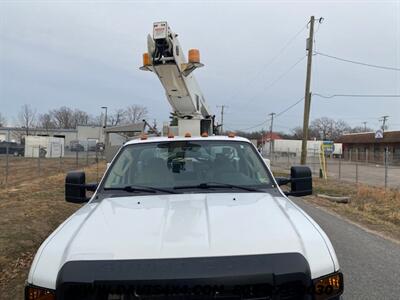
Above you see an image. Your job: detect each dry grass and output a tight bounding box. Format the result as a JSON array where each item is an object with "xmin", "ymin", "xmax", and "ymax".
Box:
[
  {"xmin": 0, "ymin": 161, "xmax": 106, "ymax": 300},
  {"xmin": 308, "ymin": 177, "xmax": 400, "ymax": 241},
  {"xmin": 0, "ymin": 156, "xmax": 99, "ymax": 187},
  {"xmin": 272, "ymin": 170, "xmax": 400, "ymax": 240}
]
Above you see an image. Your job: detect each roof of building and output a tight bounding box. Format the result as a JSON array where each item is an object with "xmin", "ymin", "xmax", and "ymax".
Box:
[
  {"xmin": 336, "ymin": 130, "xmax": 400, "ymax": 144},
  {"xmin": 103, "ymin": 122, "xmax": 146, "ymax": 133},
  {"xmin": 261, "ymin": 132, "xmax": 282, "ymax": 141},
  {"xmin": 0, "ymin": 127, "xmax": 77, "ymax": 133}
]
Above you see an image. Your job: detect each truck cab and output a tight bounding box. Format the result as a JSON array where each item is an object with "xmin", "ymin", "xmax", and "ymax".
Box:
[{"xmin": 26, "ymin": 135, "xmax": 343, "ymax": 300}]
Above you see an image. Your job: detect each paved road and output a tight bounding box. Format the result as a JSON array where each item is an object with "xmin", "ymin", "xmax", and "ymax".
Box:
[{"xmin": 291, "ymin": 198, "xmax": 400, "ymax": 299}]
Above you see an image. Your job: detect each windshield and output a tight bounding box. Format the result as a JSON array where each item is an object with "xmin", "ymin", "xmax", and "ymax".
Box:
[{"xmin": 103, "ymin": 140, "xmax": 272, "ymax": 192}]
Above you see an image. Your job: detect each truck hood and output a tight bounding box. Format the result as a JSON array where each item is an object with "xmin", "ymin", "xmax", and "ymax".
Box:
[{"xmin": 29, "ymin": 192, "xmax": 337, "ymax": 289}]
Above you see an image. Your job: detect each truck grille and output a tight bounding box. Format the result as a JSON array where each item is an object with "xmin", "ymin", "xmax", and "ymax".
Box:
[
  {"xmin": 56, "ymin": 254, "xmax": 312, "ymax": 300},
  {"xmin": 61, "ymin": 281, "xmax": 307, "ymax": 300}
]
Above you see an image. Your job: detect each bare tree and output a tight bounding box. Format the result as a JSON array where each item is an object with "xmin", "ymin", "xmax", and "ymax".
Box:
[
  {"xmin": 37, "ymin": 113, "xmax": 56, "ymax": 130},
  {"xmin": 108, "ymin": 109, "xmax": 126, "ymax": 126},
  {"xmin": 72, "ymin": 109, "xmax": 90, "ymax": 127},
  {"xmin": 309, "ymin": 117, "xmax": 350, "ymax": 140},
  {"xmin": 290, "ymin": 126, "xmax": 318, "ymax": 140},
  {"xmin": 351, "ymin": 126, "xmax": 373, "ymax": 133},
  {"xmin": 125, "ymin": 105, "xmax": 148, "ymax": 124},
  {"xmin": 51, "ymin": 107, "xmax": 74, "ymax": 128},
  {"xmin": 0, "ymin": 113, "xmax": 6, "ymax": 127},
  {"xmin": 18, "ymin": 104, "xmax": 36, "ymax": 135}
]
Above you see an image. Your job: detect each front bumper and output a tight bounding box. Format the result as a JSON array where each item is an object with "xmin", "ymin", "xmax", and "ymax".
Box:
[
  {"xmin": 27, "ymin": 253, "xmax": 343, "ymax": 299},
  {"xmin": 56, "ymin": 253, "xmax": 312, "ymax": 299}
]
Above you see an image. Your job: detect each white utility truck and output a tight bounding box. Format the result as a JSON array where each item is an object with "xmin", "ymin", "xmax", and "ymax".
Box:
[{"xmin": 25, "ymin": 22, "xmax": 343, "ymax": 300}]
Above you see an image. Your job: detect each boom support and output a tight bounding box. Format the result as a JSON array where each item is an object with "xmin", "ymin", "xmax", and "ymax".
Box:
[{"xmin": 140, "ymin": 22, "xmax": 214, "ymax": 136}]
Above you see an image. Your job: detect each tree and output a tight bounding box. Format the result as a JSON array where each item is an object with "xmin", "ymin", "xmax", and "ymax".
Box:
[
  {"xmin": 309, "ymin": 117, "xmax": 350, "ymax": 140},
  {"xmin": 0, "ymin": 113, "xmax": 6, "ymax": 127},
  {"xmin": 72, "ymin": 109, "xmax": 90, "ymax": 127},
  {"xmin": 125, "ymin": 105, "xmax": 148, "ymax": 123},
  {"xmin": 18, "ymin": 104, "xmax": 36, "ymax": 135},
  {"xmin": 108, "ymin": 109, "xmax": 126, "ymax": 126},
  {"xmin": 351, "ymin": 126, "xmax": 373, "ymax": 133},
  {"xmin": 37, "ymin": 113, "xmax": 55, "ymax": 130},
  {"xmin": 51, "ymin": 107, "xmax": 74, "ymax": 128}
]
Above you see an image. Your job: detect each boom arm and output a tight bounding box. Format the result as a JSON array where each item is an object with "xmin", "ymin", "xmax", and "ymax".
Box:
[{"xmin": 140, "ymin": 22, "xmax": 214, "ymax": 135}]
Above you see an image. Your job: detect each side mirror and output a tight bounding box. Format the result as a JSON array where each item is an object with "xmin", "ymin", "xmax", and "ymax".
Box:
[
  {"xmin": 65, "ymin": 171, "xmax": 98, "ymax": 203},
  {"xmin": 290, "ymin": 166, "xmax": 312, "ymax": 196},
  {"xmin": 275, "ymin": 166, "xmax": 312, "ymax": 197}
]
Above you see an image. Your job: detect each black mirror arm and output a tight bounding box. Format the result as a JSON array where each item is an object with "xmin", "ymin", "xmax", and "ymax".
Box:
[
  {"xmin": 275, "ymin": 177, "xmax": 291, "ymax": 186},
  {"xmin": 85, "ymin": 183, "xmax": 98, "ymax": 192}
]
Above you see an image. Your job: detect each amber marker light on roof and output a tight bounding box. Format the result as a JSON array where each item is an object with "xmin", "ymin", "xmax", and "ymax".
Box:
[
  {"xmin": 142, "ymin": 52, "xmax": 151, "ymax": 66},
  {"xmin": 168, "ymin": 132, "xmax": 174, "ymax": 138},
  {"xmin": 140, "ymin": 134, "xmax": 148, "ymax": 140},
  {"xmin": 188, "ymin": 49, "xmax": 200, "ymax": 63},
  {"xmin": 201, "ymin": 132, "xmax": 208, "ymax": 137},
  {"xmin": 185, "ymin": 132, "xmax": 192, "ymax": 138},
  {"xmin": 228, "ymin": 132, "xmax": 235, "ymax": 138}
]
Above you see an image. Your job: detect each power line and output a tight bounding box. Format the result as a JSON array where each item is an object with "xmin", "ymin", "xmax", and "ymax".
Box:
[
  {"xmin": 313, "ymin": 93, "xmax": 400, "ymax": 99},
  {"xmin": 231, "ymin": 96, "xmax": 304, "ymax": 132},
  {"xmin": 276, "ymin": 96, "xmax": 304, "ymax": 117},
  {"xmin": 228, "ymin": 22, "xmax": 308, "ymax": 101},
  {"xmin": 314, "ymin": 51, "xmax": 400, "ymax": 71},
  {"xmin": 234, "ymin": 119, "xmax": 270, "ymax": 132},
  {"xmin": 245, "ymin": 55, "xmax": 307, "ymax": 104}
]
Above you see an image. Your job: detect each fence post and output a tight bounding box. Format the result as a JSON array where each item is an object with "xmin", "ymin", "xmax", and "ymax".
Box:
[
  {"xmin": 37, "ymin": 151, "xmax": 41, "ymax": 177},
  {"xmin": 86, "ymin": 148, "xmax": 89, "ymax": 166},
  {"xmin": 75, "ymin": 151, "xmax": 78, "ymax": 167},
  {"xmin": 5, "ymin": 143, "xmax": 9, "ymax": 187},
  {"xmin": 59, "ymin": 155, "xmax": 62, "ymax": 173},
  {"xmin": 338, "ymin": 156, "xmax": 341, "ymax": 180},
  {"xmin": 287, "ymin": 148, "xmax": 290, "ymax": 168},
  {"xmin": 355, "ymin": 163, "xmax": 358, "ymax": 184},
  {"xmin": 384, "ymin": 147, "xmax": 388, "ymax": 189},
  {"xmin": 313, "ymin": 148, "xmax": 316, "ymax": 175},
  {"xmin": 96, "ymin": 150, "xmax": 99, "ymax": 181}
]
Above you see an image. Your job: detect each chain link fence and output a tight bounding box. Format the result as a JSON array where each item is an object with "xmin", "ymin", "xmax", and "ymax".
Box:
[
  {"xmin": 268, "ymin": 148, "xmax": 400, "ymax": 190},
  {"xmin": 0, "ymin": 146, "xmax": 105, "ymax": 189}
]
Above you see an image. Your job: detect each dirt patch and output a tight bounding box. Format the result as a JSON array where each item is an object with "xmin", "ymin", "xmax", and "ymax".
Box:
[{"xmin": 0, "ymin": 161, "xmax": 106, "ymax": 299}]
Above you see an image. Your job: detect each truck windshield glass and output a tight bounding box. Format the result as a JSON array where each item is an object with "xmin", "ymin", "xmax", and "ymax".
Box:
[{"xmin": 103, "ymin": 140, "xmax": 272, "ymax": 191}]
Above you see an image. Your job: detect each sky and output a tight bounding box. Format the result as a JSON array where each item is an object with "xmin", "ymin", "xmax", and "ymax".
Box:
[{"xmin": 0, "ymin": 0, "xmax": 399, "ymax": 133}]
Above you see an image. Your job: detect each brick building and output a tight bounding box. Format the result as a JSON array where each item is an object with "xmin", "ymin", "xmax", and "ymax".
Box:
[{"xmin": 336, "ymin": 131, "xmax": 400, "ymax": 164}]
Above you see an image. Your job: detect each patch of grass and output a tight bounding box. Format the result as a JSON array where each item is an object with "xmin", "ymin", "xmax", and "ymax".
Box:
[
  {"xmin": 308, "ymin": 178, "xmax": 400, "ymax": 240},
  {"xmin": 272, "ymin": 169, "xmax": 400, "ymax": 240},
  {"xmin": 0, "ymin": 161, "xmax": 106, "ymax": 299}
]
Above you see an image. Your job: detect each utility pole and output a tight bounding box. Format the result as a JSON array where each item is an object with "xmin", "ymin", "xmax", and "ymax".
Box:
[
  {"xmin": 269, "ymin": 113, "xmax": 276, "ymax": 157},
  {"xmin": 101, "ymin": 106, "xmax": 108, "ymax": 128},
  {"xmin": 380, "ymin": 115, "xmax": 389, "ymax": 132},
  {"xmin": 300, "ymin": 16, "xmax": 316, "ymax": 165},
  {"xmin": 217, "ymin": 105, "xmax": 227, "ymax": 133},
  {"xmin": 362, "ymin": 121, "xmax": 367, "ymax": 132}
]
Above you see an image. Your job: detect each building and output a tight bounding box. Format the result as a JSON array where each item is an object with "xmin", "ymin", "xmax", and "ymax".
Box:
[
  {"xmin": 336, "ymin": 131, "xmax": 400, "ymax": 163},
  {"xmin": 0, "ymin": 125, "xmax": 104, "ymax": 148}
]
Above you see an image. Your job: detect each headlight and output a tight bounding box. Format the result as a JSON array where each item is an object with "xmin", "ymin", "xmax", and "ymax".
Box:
[
  {"xmin": 313, "ymin": 271, "xmax": 343, "ymax": 299},
  {"xmin": 25, "ymin": 285, "xmax": 55, "ymax": 300}
]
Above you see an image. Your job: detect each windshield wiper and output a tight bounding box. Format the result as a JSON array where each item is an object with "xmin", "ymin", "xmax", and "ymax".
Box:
[
  {"xmin": 104, "ymin": 185, "xmax": 179, "ymax": 194},
  {"xmin": 173, "ymin": 182, "xmax": 263, "ymax": 192}
]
